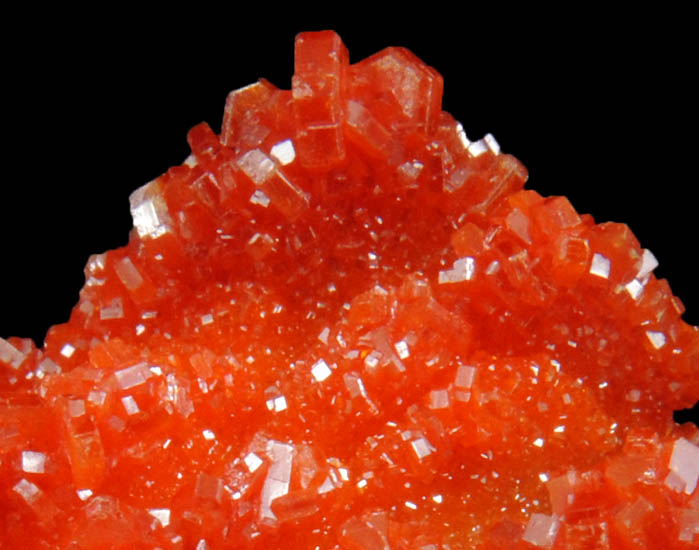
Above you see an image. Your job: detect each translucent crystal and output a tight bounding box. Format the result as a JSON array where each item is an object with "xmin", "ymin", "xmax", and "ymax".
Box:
[
  {"xmin": 129, "ymin": 179, "xmax": 173, "ymax": 239},
  {"xmin": 2, "ymin": 29, "xmax": 697, "ymax": 550},
  {"xmin": 21, "ymin": 451, "xmax": 46, "ymax": 474},
  {"xmin": 666, "ymin": 437, "xmax": 699, "ymax": 494},
  {"xmin": 522, "ymin": 513, "xmax": 560, "ymax": 548}
]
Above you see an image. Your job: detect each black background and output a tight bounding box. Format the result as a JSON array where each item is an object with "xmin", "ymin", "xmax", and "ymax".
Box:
[{"xmin": 1, "ymin": 16, "xmax": 696, "ymax": 422}]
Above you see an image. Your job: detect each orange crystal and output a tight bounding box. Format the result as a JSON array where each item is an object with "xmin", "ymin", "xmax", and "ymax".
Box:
[{"xmin": 1, "ymin": 31, "xmax": 698, "ymax": 549}]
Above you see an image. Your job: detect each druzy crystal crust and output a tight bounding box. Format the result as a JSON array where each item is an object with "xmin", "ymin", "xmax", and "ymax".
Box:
[{"xmin": 1, "ymin": 31, "xmax": 698, "ymax": 549}]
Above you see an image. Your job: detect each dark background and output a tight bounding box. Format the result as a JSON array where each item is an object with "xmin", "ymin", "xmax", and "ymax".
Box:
[{"xmin": 1, "ymin": 18, "xmax": 696, "ymax": 422}]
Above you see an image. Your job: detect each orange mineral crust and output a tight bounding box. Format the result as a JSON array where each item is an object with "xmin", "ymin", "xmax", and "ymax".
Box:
[{"xmin": 1, "ymin": 31, "xmax": 698, "ymax": 549}]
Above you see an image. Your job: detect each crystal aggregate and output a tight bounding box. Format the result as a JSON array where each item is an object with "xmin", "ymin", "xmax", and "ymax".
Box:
[{"xmin": 1, "ymin": 30, "xmax": 698, "ymax": 549}]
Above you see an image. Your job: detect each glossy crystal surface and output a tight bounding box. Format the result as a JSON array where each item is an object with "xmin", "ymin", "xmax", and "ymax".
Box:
[{"xmin": 1, "ymin": 31, "xmax": 698, "ymax": 549}]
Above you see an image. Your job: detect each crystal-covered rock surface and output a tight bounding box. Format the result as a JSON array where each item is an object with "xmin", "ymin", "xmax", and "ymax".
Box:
[{"xmin": 1, "ymin": 31, "xmax": 698, "ymax": 549}]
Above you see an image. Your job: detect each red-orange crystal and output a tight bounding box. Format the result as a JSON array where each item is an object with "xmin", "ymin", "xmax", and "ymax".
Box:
[{"xmin": 2, "ymin": 31, "xmax": 698, "ymax": 549}]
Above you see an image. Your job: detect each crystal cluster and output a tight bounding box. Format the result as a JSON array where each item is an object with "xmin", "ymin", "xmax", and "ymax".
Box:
[{"xmin": 2, "ymin": 31, "xmax": 698, "ymax": 549}]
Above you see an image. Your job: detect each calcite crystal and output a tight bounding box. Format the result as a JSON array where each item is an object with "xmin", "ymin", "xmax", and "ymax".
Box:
[{"xmin": 1, "ymin": 30, "xmax": 698, "ymax": 549}]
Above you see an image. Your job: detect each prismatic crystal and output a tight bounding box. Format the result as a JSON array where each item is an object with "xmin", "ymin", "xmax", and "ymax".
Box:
[{"xmin": 1, "ymin": 31, "xmax": 698, "ymax": 549}]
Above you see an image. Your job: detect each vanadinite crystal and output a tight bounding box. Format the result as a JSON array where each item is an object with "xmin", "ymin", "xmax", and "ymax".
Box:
[{"xmin": 1, "ymin": 30, "xmax": 698, "ymax": 549}]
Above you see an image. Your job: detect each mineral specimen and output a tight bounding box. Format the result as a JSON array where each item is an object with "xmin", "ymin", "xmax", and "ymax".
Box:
[{"xmin": 1, "ymin": 30, "xmax": 698, "ymax": 549}]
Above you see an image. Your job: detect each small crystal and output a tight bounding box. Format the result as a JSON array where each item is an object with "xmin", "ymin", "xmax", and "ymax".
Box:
[
  {"xmin": 589, "ymin": 253, "xmax": 611, "ymax": 279},
  {"xmin": 0, "ymin": 337, "xmax": 27, "ymax": 368},
  {"xmin": 148, "ymin": 508, "xmax": 171, "ymax": 527},
  {"xmin": 244, "ymin": 452, "xmax": 264, "ymax": 473},
  {"xmin": 129, "ymin": 180, "xmax": 173, "ymax": 239},
  {"xmin": 59, "ymin": 343, "xmax": 75, "ymax": 358},
  {"xmin": 311, "ymin": 359, "xmax": 332, "ymax": 382},
  {"xmin": 646, "ymin": 330, "xmax": 666, "ymax": 350},
  {"xmin": 410, "ymin": 436, "xmax": 435, "ymax": 460},
  {"xmin": 13, "ymin": 478, "xmax": 40, "ymax": 502},
  {"xmin": 522, "ymin": 513, "xmax": 560, "ymax": 548},
  {"xmin": 22, "ymin": 451, "xmax": 46, "ymax": 474},
  {"xmin": 666, "ymin": 438, "xmax": 699, "ymax": 494},
  {"xmin": 270, "ymin": 139, "xmax": 296, "ymax": 165},
  {"xmin": 121, "ymin": 395, "xmax": 140, "ymax": 415},
  {"xmin": 249, "ymin": 189, "xmax": 270, "ymax": 208},
  {"xmin": 114, "ymin": 362, "xmax": 151, "ymax": 390}
]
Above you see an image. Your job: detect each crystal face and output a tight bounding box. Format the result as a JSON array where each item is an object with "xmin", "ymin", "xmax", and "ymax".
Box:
[{"xmin": 1, "ymin": 30, "xmax": 698, "ymax": 549}]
